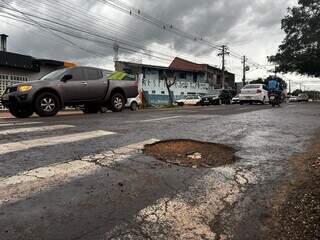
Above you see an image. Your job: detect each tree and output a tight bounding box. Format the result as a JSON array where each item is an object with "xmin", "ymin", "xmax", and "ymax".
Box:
[
  {"xmin": 292, "ymin": 89, "xmax": 303, "ymax": 96},
  {"xmin": 265, "ymin": 76, "xmax": 287, "ymax": 89},
  {"xmin": 250, "ymin": 76, "xmax": 287, "ymax": 89},
  {"xmin": 250, "ymin": 78, "xmax": 264, "ymax": 84},
  {"xmin": 268, "ymin": 0, "xmax": 320, "ymax": 77},
  {"xmin": 161, "ymin": 71, "xmax": 176, "ymax": 106}
]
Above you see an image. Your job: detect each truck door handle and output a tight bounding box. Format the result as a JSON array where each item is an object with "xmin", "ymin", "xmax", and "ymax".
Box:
[
  {"xmin": 102, "ymin": 82, "xmax": 108, "ymax": 85},
  {"xmin": 81, "ymin": 81, "xmax": 88, "ymax": 85}
]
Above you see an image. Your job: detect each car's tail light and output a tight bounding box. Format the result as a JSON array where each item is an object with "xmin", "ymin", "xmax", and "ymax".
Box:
[{"xmin": 256, "ymin": 89, "xmax": 262, "ymax": 94}]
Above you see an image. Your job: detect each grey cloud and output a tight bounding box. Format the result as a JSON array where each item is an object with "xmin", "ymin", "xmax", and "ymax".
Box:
[{"xmin": 0, "ymin": 0, "xmax": 296, "ymax": 69}]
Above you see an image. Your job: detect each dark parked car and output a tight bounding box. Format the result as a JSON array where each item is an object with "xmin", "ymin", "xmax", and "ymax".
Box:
[
  {"xmin": 200, "ymin": 89, "xmax": 233, "ymax": 106},
  {"xmin": 0, "ymin": 67, "xmax": 138, "ymax": 118}
]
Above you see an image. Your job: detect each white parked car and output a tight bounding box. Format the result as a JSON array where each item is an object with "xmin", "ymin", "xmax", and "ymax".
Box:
[
  {"xmin": 289, "ymin": 96, "xmax": 298, "ymax": 102},
  {"xmin": 232, "ymin": 95, "xmax": 240, "ymax": 104},
  {"xmin": 176, "ymin": 95, "xmax": 202, "ymax": 106},
  {"xmin": 239, "ymin": 84, "xmax": 269, "ymax": 105},
  {"xmin": 126, "ymin": 96, "xmax": 142, "ymax": 111}
]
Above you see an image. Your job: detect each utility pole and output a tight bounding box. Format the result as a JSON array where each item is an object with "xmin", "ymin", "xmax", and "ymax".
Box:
[
  {"xmin": 242, "ymin": 56, "xmax": 248, "ymax": 86},
  {"xmin": 218, "ymin": 45, "xmax": 229, "ymax": 89},
  {"xmin": 113, "ymin": 43, "xmax": 119, "ymax": 68},
  {"xmin": 288, "ymin": 80, "xmax": 291, "ymax": 94}
]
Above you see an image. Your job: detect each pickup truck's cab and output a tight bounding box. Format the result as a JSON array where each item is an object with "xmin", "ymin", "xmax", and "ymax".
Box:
[{"xmin": 0, "ymin": 66, "xmax": 139, "ymax": 118}]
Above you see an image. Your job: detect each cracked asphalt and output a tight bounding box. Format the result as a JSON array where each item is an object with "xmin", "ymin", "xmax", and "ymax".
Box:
[{"xmin": 0, "ymin": 103, "xmax": 320, "ymax": 240}]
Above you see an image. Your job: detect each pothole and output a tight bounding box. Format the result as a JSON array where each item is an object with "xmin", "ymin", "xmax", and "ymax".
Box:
[{"xmin": 143, "ymin": 139, "xmax": 238, "ymax": 168}]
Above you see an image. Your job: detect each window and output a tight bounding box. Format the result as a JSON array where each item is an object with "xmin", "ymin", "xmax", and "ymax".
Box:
[
  {"xmin": 161, "ymin": 91, "xmax": 165, "ymax": 94},
  {"xmin": 151, "ymin": 69, "xmax": 158, "ymax": 75},
  {"xmin": 152, "ymin": 90, "xmax": 156, "ymax": 94},
  {"xmin": 68, "ymin": 68, "xmax": 85, "ymax": 81},
  {"xmin": 193, "ymin": 73, "xmax": 197, "ymax": 82},
  {"xmin": 181, "ymin": 92, "xmax": 184, "ymax": 95},
  {"xmin": 41, "ymin": 68, "xmax": 69, "ymax": 81},
  {"xmin": 85, "ymin": 68, "xmax": 102, "ymax": 80},
  {"xmin": 179, "ymin": 72, "xmax": 186, "ymax": 79}
]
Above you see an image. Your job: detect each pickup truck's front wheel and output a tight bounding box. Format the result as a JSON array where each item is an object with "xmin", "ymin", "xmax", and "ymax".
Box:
[
  {"xmin": 35, "ymin": 92, "xmax": 60, "ymax": 117},
  {"xmin": 111, "ymin": 93, "xmax": 125, "ymax": 112}
]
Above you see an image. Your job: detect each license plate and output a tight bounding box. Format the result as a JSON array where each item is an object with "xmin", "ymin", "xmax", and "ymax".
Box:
[{"xmin": 270, "ymin": 96, "xmax": 275, "ymax": 100}]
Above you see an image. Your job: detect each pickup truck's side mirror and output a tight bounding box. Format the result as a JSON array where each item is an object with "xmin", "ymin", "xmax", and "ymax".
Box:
[{"xmin": 61, "ymin": 75, "xmax": 73, "ymax": 82}]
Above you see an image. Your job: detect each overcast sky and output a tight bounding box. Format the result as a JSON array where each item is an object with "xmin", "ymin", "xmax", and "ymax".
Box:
[{"xmin": 0, "ymin": 0, "xmax": 319, "ymax": 90}]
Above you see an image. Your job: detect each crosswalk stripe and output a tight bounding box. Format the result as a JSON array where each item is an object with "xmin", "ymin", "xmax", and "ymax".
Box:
[
  {"xmin": 0, "ymin": 130, "xmax": 116, "ymax": 155},
  {"xmin": 0, "ymin": 122, "xmax": 42, "ymax": 127},
  {"xmin": 0, "ymin": 139, "xmax": 159, "ymax": 206},
  {"xmin": 0, "ymin": 125, "xmax": 74, "ymax": 135},
  {"xmin": 139, "ymin": 116, "xmax": 182, "ymax": 123}
]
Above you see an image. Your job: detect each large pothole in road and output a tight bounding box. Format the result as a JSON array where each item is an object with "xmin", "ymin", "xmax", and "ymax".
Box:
[{"xmin": 143, "ymin": 139, "xmax": 238, "ymax": 168}]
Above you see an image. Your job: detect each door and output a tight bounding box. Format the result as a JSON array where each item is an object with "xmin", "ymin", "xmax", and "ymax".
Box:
[
  {"xmin": 83, "ymin": 67, "xmax": 108, "ymax": 100},
  {"xmin": 185, "ymin": 96, "xmax": 192, "ymax": 105},
  {"xmin": 60, "ymin": 68, "xmax": 90, "ymax": 102}
]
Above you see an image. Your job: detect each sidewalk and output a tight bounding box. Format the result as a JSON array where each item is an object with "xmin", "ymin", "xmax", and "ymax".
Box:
[{"xmin": 0, "ymin": 110, "xmax": 83, "ymax": 120}]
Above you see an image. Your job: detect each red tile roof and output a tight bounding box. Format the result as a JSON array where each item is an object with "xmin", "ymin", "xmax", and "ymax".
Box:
[{"xmin": 169, "ymin": 57, "xmax": 207, "ymax": 72}]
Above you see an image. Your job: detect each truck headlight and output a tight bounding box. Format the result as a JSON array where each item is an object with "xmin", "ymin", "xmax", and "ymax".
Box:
[{"xmin": 18, "ymin": 85, "xmax": 33, "ymax": 92}]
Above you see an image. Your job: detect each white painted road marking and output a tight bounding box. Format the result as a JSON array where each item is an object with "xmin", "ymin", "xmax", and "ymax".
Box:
[
  {"xmin": 139, "ymin": 116, "xmax": 182, "ymax": 123},
  {"xmin": 0, "ymin": 139, "xmax": 159, "ymax": 206},
  {"xmin": 0, "ymin": 130, "xmax": 116, "ymax": 155},
  {"xmin": 0, "ymin": 122, "xmax": 42, "ymax": 127},
  {"xmin": 0, "ymin": 125, "xmax": 75, "ymax": 135}
]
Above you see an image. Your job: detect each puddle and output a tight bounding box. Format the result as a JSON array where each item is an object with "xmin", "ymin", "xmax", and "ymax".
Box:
[{"xmin": 143, "ymin": 139, "xmax": 238, "ymax": 168}]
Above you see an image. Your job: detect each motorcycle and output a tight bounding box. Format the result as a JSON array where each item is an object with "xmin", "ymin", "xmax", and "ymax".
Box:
[{"xmin": 269, "ymin": 92, "xmax": 281, "ymax": 107}]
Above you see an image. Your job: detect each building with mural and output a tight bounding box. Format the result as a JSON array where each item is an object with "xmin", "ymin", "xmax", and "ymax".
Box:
[{"xmin": 115, "ymin": 57, "xmax": 235, "ymax": 105}]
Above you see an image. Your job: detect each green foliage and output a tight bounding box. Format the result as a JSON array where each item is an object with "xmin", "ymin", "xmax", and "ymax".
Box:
[
  {"xmin": 292, "ymin": 89, "xmax": 303, "ymax": 96},
  {"xmin": 249, "ymin": 78, "xmax": 264, "ymax": 84},
  {"xmin": 250, "ymin": 76, "xmax": 287, "ymax": 89},
  {"xmin": 269, "ymin": 0, "xmax": 320, "ymax": 77}
]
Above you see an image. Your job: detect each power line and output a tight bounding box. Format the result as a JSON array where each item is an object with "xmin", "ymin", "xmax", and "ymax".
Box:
[
  {"xmin": 1, "ymin": 0, "xmax": 271, "ymax": 74},
  {"xmin": 0, "ymin": 4, "xmax": 176, "ymax": 62},
  {"xmin": 0, "ymin": 0, "xmax": 104, "ymax": 57},
  {"xmin": 1, "ymin": 0, "xmax": 216, "ymax": 65}
]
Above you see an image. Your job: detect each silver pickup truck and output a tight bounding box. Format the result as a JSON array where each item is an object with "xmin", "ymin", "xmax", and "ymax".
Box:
[{"xmin": 0, "ymin": 66, "xmax": 139, "ymax": 118}]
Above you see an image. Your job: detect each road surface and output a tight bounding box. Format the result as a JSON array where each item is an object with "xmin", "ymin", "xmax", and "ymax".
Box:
[{"xmin": 0, "ymin": 103, "xmax": 319, "ymax": 240}]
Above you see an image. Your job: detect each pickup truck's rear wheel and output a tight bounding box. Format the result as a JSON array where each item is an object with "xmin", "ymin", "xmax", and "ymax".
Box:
[
  {"xmin": 83, "ymin": 105, "xmax": 100, "ymax": 114},
  {"xmin": 9, "ymin": 106, "xmax": 34, "ymax": 118},
  {"xmin": 35, "ymin": 92, "xmax": 60, "ymax": 117},
  {"xmin": 111, "ymin": 93, "xmax": 125, "ymax": 112}
]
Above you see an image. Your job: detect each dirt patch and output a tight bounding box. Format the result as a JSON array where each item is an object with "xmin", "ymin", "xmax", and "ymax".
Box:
[
  {"xmin": 269, "ymin": 134, "xmax": 320, "ymax": 240},
  {"xmin": 143, "ymin": 139, "xmax": 238, "ymax": 168}
]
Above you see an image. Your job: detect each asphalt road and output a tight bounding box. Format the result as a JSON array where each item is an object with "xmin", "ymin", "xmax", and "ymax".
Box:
[{"xmin": 0, "ymin": 103, "xmax": 319, "ymax": 240}]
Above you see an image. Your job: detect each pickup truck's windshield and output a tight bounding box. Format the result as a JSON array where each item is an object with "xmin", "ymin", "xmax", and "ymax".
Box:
[{"xmin": 40, "ymin": 68, "xmax": 69, "ymax": 81}]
